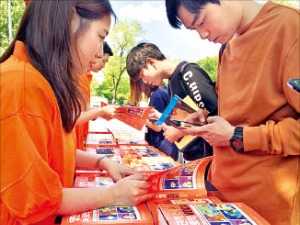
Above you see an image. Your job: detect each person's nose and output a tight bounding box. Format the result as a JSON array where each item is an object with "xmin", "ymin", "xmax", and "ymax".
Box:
[
  {"xmin": 96, "ymin": 44, "xmax": 104, "ymax": 58},
  {"xmin": 95, "ymin": 52, "xmax": 103, "ymax": 59}
]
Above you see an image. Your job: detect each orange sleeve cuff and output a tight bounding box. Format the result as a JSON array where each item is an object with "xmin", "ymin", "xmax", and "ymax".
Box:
[
  {"xmin": 244, "ymin": 126, "xmax": 265, "ymax": 152},
  {"xmin": 20, "ymin": 186, "xmax": 63, "ymax": 224},
  {"xmin": 2, "ymin": 172, "xmax": 63, "ymax": 224}
]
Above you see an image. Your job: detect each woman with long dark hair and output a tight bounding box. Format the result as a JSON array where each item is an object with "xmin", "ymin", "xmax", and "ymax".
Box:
[{"xmin": 0, "ymin": 1, "xmax": 151, "ymax": 224}]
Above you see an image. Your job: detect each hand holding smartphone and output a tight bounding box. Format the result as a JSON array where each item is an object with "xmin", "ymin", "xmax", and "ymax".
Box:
[
  {"xmin": 287, "ymin": 78, "xmax": 300, "ymax": 92},
  {"xmin": 165, "ymin": 119, "xmax": 207, "ymax": 129}
]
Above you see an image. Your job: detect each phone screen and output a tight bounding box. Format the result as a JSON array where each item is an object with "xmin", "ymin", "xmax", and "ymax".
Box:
[
  {"xmin": 288, "ymin": 78, "xmax": 300, "ymax": 92},
  {"xmin": 165, "ymin": 119, "xmax": 205, "ymax": 129}
]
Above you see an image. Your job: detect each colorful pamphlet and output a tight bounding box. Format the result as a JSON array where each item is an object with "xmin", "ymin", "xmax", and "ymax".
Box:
[
  {"xmin": 74, "ymin": 175, "xmax": 114, "ymax": 188},
  {"xmin": 62, "ymin": 173, "xmax": 153, "ymax": 225},
  {"xmin": 86, "ymin": 132, "xmax": 117, "ymax": 147},
  {"xmin": 113, "ymin": 106, "xmax": 152, "ymax": 130},
  {"xmin": 121, "ymin": 154, "xmax": 176, "ymax": 172},
  {"xmin": 157, "ymin": 202, "xmax": 270, "ymax": 225},
  {"xmin": 146, "ymin": 157, "xmax": 210, "ymax": 199},
  {"xmin": 61, "ymin": 204, "xmax": 153, "ymax": 225},
  {"xmin": 145, "ymin": 157, "xmax": 270, "ymax": 225}
]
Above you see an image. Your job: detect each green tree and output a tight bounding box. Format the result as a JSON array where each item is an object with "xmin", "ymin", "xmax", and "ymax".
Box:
[
  {"xmin": 0, "ymin": 0, "xmax": 25, "ymax": 55},
  {"xmin": 196, "ymin": 56, "xmax": 218, "ymax": 82},
  {"xmin": 93, "ymin": 20, "xmax": 143, "ymax": 104}
]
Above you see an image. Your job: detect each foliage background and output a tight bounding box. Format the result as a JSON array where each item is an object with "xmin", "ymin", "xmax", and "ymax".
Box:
[
  {"xmin": 0, "ymin": 0, "xmax": 25, "ymax": 54},
  {"xmin": 0, "ymin": 0, "xmax": 298, "ymax": 104}
]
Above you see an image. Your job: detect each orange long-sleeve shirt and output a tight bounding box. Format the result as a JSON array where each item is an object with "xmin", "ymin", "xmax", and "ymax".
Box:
[
  {"xmin": 211, "ymin": 2, "xmax": 300, "ymax": 225},
  {"xmin": 0, "ymin": 41, "xmax": 76, "ymax": 225},
  {"xmin": 75, "ymin": 73, "xmax": 92, "ymax": 150}
]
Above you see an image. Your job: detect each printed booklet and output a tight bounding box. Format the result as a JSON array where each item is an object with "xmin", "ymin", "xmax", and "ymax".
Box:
[
  {"xmin": 63, "ymin": 157, "xmax": 270, "ymax": 225},
  {"xmin": 113, "ymin": 106, "xmax": 151, "ymax": 130},
  {"xmin": 61, "ymin": 204, "xmax": 153, "ymax": 225}
]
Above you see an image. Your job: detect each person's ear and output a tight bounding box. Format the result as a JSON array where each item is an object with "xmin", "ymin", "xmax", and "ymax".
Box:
[
  {"xmin": 146, "ymin": 58, "xmax": 155, "ymax": 65},
  {"xmin": 146, "ymin": 58, "xmax": 157, "ymax": 69},
  {"xmin": 70, "ymin": 7, "xmax": 80, "ymax": 35}
]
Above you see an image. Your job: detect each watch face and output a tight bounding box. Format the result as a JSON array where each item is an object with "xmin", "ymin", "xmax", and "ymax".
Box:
[
  {"xmin": 232, "ymin": 139, "xmax": 243, "ymax": 152},
  {"xmin": 230, "ymin": 127, "xmax": 244, "ymax": 153}
]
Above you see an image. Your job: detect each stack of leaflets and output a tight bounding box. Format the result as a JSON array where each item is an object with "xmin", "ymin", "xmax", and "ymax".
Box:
[
  {"xmin": 145, "ymin": 157, "xmax": 270, "ymax": 225},
  {"xmin": 104, "ymin": 118, "xmax": 147, "ymax": 145},
  {"xmin": 61, "ymin": 204, "xmax": 153, "ymax": 225},
  {"xmin": 88, "ymin": 118, "xmax": 111, "ymax": 133},
  {"xmin": 119, "ymin": 146, "xmax": 176, "ymax": 171},
  {"xmin": 65, "ymin": 157, "xmax": 270, "ymax": 225},
  {"xmin": 85, "ymin": 132, "xmax": 117, "ymax": 147},
  {"xmin": 74, "ymin": 175, "xmax": 114, "ymax": 188},
  {"xmin": 146, "ymin": 158, "xmax": 209, "ymax": 199},
  {"xmin": 157, "ymin": 202, "xmax": 270, "ymax": 225},
  {"xmin": 62, "ymin": 173, "xmax": 153, "ymax": 225},
  {"xmin": 129, "ymin": 146, "xmax": 161, "ymax": 157},
  {"xmin": 85, "ymin": 146, "xmax": 122, "ymax": 163},
  {"xmin": 117, "ymin": 139, "xmax": 149, "ymax": 146},
  {"xmin": 119, "ymin": 146, "xmax": 161, "ymax": 158}
]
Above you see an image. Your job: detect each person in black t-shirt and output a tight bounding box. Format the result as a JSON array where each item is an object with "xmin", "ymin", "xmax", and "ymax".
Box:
[
  {"xmin": 126, "ymin": 42, "xmax": 217, "ymax": 160},
  {"xmin": 129, "ymin": 83, "xmax": 179, "ymax": 160}
]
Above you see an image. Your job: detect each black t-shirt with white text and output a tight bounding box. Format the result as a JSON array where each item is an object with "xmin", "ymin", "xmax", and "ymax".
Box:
[{"xmin": 168, "ymin": 61, "xmax": 217, "ymax": 115}]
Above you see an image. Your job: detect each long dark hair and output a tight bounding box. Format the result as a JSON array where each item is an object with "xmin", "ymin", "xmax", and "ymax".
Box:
[
  {"xmin": 129, "ymin": 78, "xmax": 158, "ymax": 106},
  {"xmin": 0, "ymin": 0, "xmax": 116, "ymax": 132}
]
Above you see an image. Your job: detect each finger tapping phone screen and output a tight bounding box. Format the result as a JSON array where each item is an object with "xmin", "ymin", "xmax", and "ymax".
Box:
[{"xmin": 288, "ymin": 78, "xmax": 300, "ymax": 92}]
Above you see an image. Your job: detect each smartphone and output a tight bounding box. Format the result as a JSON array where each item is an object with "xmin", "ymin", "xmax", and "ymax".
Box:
[
  {"xmin": 287, "ymin": 78, "xmax": 300, "ymax": 92},
  {"xmin": 149, "ymin": 118, "xmax": 205, "ymax": 129},
  {"xmin": 165, "ymin": 119, "xmax": 206, "ymax": 129}
]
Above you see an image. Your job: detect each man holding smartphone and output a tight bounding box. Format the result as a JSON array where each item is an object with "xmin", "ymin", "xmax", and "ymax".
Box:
[
  {"xmin": 126, "ymin": 42, "xmax": 217, "ymax": 160},
  {"xmin": 165, "ymin": 0, "xmax": 300, "ymax": 224}
]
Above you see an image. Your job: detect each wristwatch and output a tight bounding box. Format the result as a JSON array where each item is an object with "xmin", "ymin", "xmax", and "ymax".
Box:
[{"xmin": 230, "ymin": 127, "xmax": 244, "ymax": 153}]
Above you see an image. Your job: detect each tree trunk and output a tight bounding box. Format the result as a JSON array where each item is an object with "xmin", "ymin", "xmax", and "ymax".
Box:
[{"xmin": 113, "ymin": 89, "xmax": 117, "ymax": 104}]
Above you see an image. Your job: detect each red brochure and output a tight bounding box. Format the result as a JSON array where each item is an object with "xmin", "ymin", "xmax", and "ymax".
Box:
[{"xmin": 113, "ymin": 106, "xmax": 151, "ymax": 130}]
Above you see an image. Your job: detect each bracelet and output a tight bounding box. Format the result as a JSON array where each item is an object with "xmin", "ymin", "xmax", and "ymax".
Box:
[{"xmin": 95, "ymin": 155, "xmax": 106, "ymax": 168}]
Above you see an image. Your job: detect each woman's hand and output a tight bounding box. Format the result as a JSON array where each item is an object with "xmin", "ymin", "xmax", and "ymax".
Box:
[
  {"xmin": 145, "ymin": 108, "xmax": 163, "ymax": 132},
  {"xmin": 99, "ymin": 157, "xmax": 135, "ymax": 181},
  {"xmin": 163, "ymin": 125, "xmax": 184, "ymax": 143},
  {"xmin": 183, "ymin": 116, "xmax": 235, "ymax": 147},
  {"xmin": 146, "ymin": 120, "xmax": 162, "ymax": 132},
  {"xmin": 111, "ymin": 173, "xmax": 154, "ymax": 205},
  {"xmin": 148, "ymin": 108, "xmax": 161, "ymax": 120},
  {"xmin": 98, "ymin": 105, "xmax": 116, "ymax": 120}
]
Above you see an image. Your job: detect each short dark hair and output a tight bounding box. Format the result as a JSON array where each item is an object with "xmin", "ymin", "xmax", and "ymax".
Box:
[
  {"xmin": 1, "ymin": 0, "xmax": 115, "ymax": 132},
  {"xmin": 126, "ymin": 42, "xmax": 166, "ymax": 80},
  {"xmin": 104, "ymin": 42, "xmax": 113, "ymax": 56},
  {"xmin": 165, "ymin": 0, "xmax": 220, "ymax": 28}
]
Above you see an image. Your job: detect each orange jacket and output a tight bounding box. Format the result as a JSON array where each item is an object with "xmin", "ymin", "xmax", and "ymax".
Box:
[
  {"xmin": 75, "ymin": 73, "xmax": 93, "ymax": 150},
  {"xmin": 212, "ymin": 2, "xmax": 300, "ymax": 225},
  {"xmin": 0, "ymin": 41, "xmax": 76, "ymax": 225}
]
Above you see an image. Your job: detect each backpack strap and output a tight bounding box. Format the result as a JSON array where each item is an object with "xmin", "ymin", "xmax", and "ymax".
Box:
[
  {"xmin": 179, "ymin": 61, "xmax": 189, "ymax": 74},
  {"xmin": 218, "ymin": 44, "xmax": 227, "ymax": 64}
]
